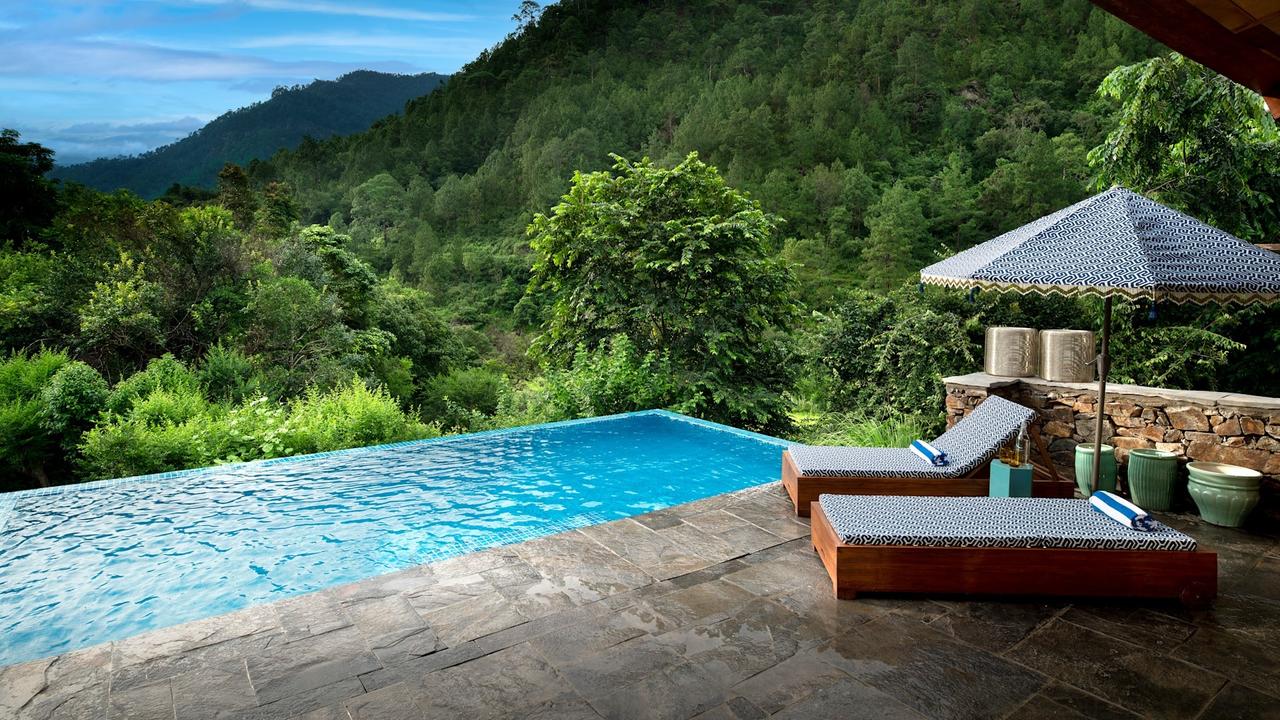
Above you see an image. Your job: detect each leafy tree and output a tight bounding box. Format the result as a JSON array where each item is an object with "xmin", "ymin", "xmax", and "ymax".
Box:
[
  {"xmin": 255, "ymin": 181, "xmax": 299, "ymax": 241},
  {"xmin": 198, "ymin": 343, "xmax": 259, "ymax": 403},
  {"xmin": 297, "ymin": 225, "xmax": 377, "ymax": 324},
  {"xmin": 40, "ymin": 361, "xmax": 109, "ymax": 453},
  {"xmin": 513, "ymin": 1, "xmax": 543, "ymax": 29},
  {"xmin": 0, "ymin": 130, "xmax": 59, "ymax": 249},
  {"xmin": 1088, "ymin": 52, "xmax": 1280, "ymax": 241},
  {"xmin": 217, "ymin": 163, "xmax": 257, "ymax": 231},
  {"xmin": 348, "ymin": 173, "xmax": 408, "ymax": 257},
  {"xmin": 860, "ymin": 182, "xmax": 930, "ymax": 293},
  {"xmin": 368, "ymin": 281, "xmax": 460, "ymax": 382},
  {"xmin": 78, "ymin": 253, "xmax": 164, "ymax": 375},
  {"xmin": 527, "ymin": 153, "xmax": 799, "ymax": 429},
  {"xmin": 239, "ymin": 275, "xmax": 349, "ymax": 395}
]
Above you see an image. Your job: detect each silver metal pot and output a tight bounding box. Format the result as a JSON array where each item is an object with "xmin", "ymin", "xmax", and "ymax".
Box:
[
  {"xmin": 983, "ymin": 327, "xmax": 1039, "ymax": 377},
  {"xmin": 1039, "ymin": 329, "xmax": 1096, "ymax": 382}
]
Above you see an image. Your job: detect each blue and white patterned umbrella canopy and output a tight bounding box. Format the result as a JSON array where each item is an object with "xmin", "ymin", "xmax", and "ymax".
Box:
[{"xmin": 920, "ymin": 187, "xmax": 1280, "ymax": 305}]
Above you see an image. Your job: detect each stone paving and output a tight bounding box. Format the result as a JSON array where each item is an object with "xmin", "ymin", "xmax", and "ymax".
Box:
[{"xmin": 2, "ymin": 483, "xmax": 1278, "ymax": 720}]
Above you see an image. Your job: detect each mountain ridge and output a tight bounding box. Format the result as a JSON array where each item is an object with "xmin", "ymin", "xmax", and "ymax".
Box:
[{"xmin": 51, "ymin": 70, "xmax": 449, "ymax": 198}]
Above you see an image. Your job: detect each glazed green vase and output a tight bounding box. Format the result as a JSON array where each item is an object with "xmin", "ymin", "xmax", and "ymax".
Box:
[
  {"xmin": 1187, "ymin": 461, "xmax": 1262, "ymax": 527},
  {"xmin": 1126, "ymin": 448, "xmax": 1178, "ymax": 511},
  {"xmin": 1074, "ymin": 443, "xmax": 1117, "ymax": 495}
]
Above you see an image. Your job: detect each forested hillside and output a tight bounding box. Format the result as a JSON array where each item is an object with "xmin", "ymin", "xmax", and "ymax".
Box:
[
  {"xmin": 52, "ymin": 71, "xmax": 448, "ymax": 198},
  {"xmin": 257, "ymin": 0, "xmax": 1160, "ymax": 315},
  {"xmin": 5, "ymin": 0, "xmax": 1278, "ymax": 489}
]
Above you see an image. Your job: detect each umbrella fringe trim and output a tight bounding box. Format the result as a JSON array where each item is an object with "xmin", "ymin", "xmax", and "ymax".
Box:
[{"xmin": 918, "ymin": 274, "xmax": 1280, "ymax": 306}]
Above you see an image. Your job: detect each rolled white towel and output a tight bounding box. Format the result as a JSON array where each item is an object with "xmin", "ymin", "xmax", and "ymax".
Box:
[
  {"xmin": 1089, "ymin": 490, "xmax": 1157, "ymax": 532},
  {"xmin": 909, "ymin": 439, "xmax": 948, "ymax": 467}
]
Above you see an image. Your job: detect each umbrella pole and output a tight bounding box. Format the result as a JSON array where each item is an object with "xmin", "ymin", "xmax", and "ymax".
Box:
[{"xmin": 1091, "ymin": 296, "xmax": 1113, "ymax": 494}]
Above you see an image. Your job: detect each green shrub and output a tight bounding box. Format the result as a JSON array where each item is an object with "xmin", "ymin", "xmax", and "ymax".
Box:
[
  {"xmin": 423, "ymin": 366, "xmax": 507, "ymax": 419},
  {"xmin": 107, "ymin": 354, "xmax": 200, "ymax": 414},
  {"xmin": 817, "ymin": 289, "xmax": 974, "ymax": 425},
  {"xmin": 545, "ymin": 335, "xmax": 689, "ymax": 418},
  {"xmin": 792, "ymin": 412, "xmax": 933, "ymax": 448},
  {"xmin": 198, "ymin": 344, "xmax": 259, "ymax": 403},
  {"xmin": 488, "ymin": 377, "xmax": 569, "ymax": 429},
  {"xmin": 0, "ymin": 348, "xmax": 67, "ymax": 402},
  {"xmin": 79, "ymin": 419, "xmax": 207, "ymax": 479},
  {"xmin": 0, "ymin": 349, "xmax": 70, "ymax": 487},
  {"xmin": 40, "ymin": 361, "xmax": 109, "ymax": 449},
  {"xmin": 128, "ymin": 388, "xmax": 207, "ymax": 427},
  {"xmin": 281, "ymin": 379, "xmax": 437, "ymax": 454},
  {"xmin": 79, "ymin": 379, "xmax": 436, "ymax": 479}
]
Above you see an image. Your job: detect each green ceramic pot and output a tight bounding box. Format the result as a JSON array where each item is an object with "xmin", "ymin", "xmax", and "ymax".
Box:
[
  {"xmin": 1074, "ymin": 443, "xmax": 1117, "ymax": 495},
  {"xmin": 1126, "ymin": 448, "xmax": 1178, "ymax": 511},
  {"xmin": 1187, "ymin": 461, "xmax": 1262, "ymax": 528}
]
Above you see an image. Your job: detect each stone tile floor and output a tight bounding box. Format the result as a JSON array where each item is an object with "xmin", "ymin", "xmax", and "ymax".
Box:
[{"xmin": 2, "ymin": 483, "xmax": 1278, "ymax": 720}]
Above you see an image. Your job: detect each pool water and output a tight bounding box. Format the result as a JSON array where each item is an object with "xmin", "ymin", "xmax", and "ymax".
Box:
[{"xmin": 0, "ymin": 410, "xmax": 785, "ymax": 666}]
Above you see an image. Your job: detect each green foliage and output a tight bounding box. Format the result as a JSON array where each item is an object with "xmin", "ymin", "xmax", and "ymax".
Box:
[
  {"xmin": 198, "ymin": 344, "xmax": 259, "ymax": 403},
  {"xmin": 282, "ymin": 380, "xmax": 436, "ymax": 454},
  {"xmin": 1089, "ymin": 53, "xmax": 1280, "ymax": 241},
  {"xmin": 543, "ymin": 335, "xmax": 688, "ymax": 419},
  {"xmin": 0, "ymin": 349, "xmax": 69, "ymax": 487},
  {"xmin": 78, "ymin": 253, "xmax": 163, "ymax": 373},
  {"xmin": 80, "ymin": 380, "xmax": 436, "ymax": 479},
  {"xmin": 424, "ymin": 367, "xmax": 508, "ymax": 423},
  {"xmin": 8, "ymin": 2, "xmax": 1278, "ymax": 490},
  {"xmin": 0, "ymin": 129, "xmax": 59, "ymax": 248},
  {"xmin": 40, "ymin": 361, "xmax": 109, "ymax": 450},
  {"xmin": 860, "ymin": 182, "xmax": 930, "ymax": 292},
  {"xmin": 816, "ymin": 289, "xmax": 975, "ymax": 427},
  {"xmin": 229, "ymin": 0, "xmax": 1157, "ymax": 324},
  {"xmin": 1086, "ymin": 53, "xmax": 1280, "ymax": 388},
  {"xmin": 239, "ymin": 275, "xmax": 349, "ymax": 395},
  {"xmin": 107, "ymin": 354, "xmax": 201, "ymax": 415},
  {"xmin": 792, "ymin": 411, "xmax": 933, "ymax": 448},
  {"xmin": 218, "ymin": 164, "xmax": 258, "ymax": 232},
  {"xmin": 527, "ymin": 153, "xmax": 799, "ymax": 430},
  {"xmin": 1104, "ymin": 301, "xmax": 1249, "ymax": 391}
]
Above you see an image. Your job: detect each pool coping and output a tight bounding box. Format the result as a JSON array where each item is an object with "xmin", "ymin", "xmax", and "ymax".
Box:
[{"xmin": 0, "ymin": 409, "xmax": 788, "ymax": 534}]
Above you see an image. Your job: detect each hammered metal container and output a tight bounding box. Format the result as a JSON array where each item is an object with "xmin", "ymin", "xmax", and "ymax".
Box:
[
  {"xmin": 983, "ymin": 327, "xmax": 1039, "ymax": 377},
  {"xmin": 1040, "ymin": 329, "xmax": 1096, "ymax": 382}
]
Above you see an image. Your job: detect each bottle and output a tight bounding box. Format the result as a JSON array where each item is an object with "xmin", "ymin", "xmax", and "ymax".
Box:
[{"xmin": 1012, "ymin": 423, "xmax": 1030, "ymax": 467}]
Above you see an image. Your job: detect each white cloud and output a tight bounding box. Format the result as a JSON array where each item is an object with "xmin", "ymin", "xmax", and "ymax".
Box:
[
  {"xmin": 14, "ymin": 116, "xmax": 208, "ymax": 164},
  {"xmin": 192, "ymin": 0, "xmax": 475, "ymax": 22},
  {"xmin": 233, "ymin": 32, "xmax": 486, "ymax": 54},
  {"xmin": 0, "ymin": 38, "xmax": 420, "ymax": 81}
]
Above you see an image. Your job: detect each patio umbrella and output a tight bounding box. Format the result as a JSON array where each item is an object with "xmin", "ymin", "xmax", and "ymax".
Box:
[{"xmin": 919, "ymin": 186, "xmax": 1280, "ymax": 492}]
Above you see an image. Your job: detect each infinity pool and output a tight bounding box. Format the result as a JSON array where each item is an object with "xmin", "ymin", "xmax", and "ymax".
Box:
[{"xmin": 0, "ymin": 410, "xmax": 785, "ymax": 666}]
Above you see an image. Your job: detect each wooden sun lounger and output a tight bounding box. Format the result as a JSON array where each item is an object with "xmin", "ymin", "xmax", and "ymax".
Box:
[
  {"xmin": 783, "ymin": 424, "xmax": 1076, "ymax": 517},
  {"xmin": 810, "ymin": 500, "xmax": 1218, "ymax": 608}
]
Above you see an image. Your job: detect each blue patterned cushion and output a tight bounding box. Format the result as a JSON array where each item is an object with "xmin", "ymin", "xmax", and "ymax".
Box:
[
  {"xmin": 819, "ymin": 495, "xmax": 1197, "ymax": 552},
  {"xmin": 788, "ymin": 396, "xmax": 1035, "ymax": 478}
]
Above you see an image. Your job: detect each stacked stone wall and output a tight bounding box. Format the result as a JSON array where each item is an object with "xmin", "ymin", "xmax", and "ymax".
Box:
[{"xmin": 944, "ymin": 373, "xmax": 1280, "ymax": 521}]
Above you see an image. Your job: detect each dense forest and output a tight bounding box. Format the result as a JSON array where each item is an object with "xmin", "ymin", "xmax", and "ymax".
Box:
[
  {"xmin": 51, "ymin": 71, "xmax": 448, "ymax": 198},
  {"xmin": 3, "ymin": 0, "xmax": 1278, "ymax": 489}
]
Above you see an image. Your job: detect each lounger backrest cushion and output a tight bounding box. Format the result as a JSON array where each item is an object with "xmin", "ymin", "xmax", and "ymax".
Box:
[{"xmin": 930, "ymin": 395, "xmax": 1037, "ymax": 475}]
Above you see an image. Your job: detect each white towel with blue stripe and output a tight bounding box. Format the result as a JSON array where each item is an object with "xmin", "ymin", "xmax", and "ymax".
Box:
[
  {"xmin": 909, "ymin": 439, "xmax": 948, "ymax": 467},
  {"xmin": 1089, "ymin": 491, "xmax": 1157, "ymax": 532}
]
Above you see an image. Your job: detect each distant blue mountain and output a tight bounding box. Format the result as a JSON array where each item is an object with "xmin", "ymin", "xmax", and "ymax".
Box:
[{"xmin": 52, "ymin": 70, "xmax": 448, "ymax": 198}]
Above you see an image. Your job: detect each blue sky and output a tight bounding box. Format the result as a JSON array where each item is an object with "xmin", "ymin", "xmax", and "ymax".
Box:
[{"xmin": 0, "ymin": 1, "xmax": 521, "ymax": 164}]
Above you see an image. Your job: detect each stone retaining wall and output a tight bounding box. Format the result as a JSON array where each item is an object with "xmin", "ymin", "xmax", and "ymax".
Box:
[{"xmin": 944, "ymin": 372, "xmax": 1280, "ymax": 521}]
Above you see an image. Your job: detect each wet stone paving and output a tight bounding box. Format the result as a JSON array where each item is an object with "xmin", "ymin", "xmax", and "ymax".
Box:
[{"xmin": 2, "ymin": 483, "xmax": 1279, "ymax": 720}]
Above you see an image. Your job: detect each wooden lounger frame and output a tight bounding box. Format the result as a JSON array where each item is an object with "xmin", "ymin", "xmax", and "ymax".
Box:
[
  {"xmin": 783, "ymin": 425, "xmax": 1076, "ymax": 517},
  {"xmin": 810, "ymin": 501, "xmax": 1218, "ymax": 608}
]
